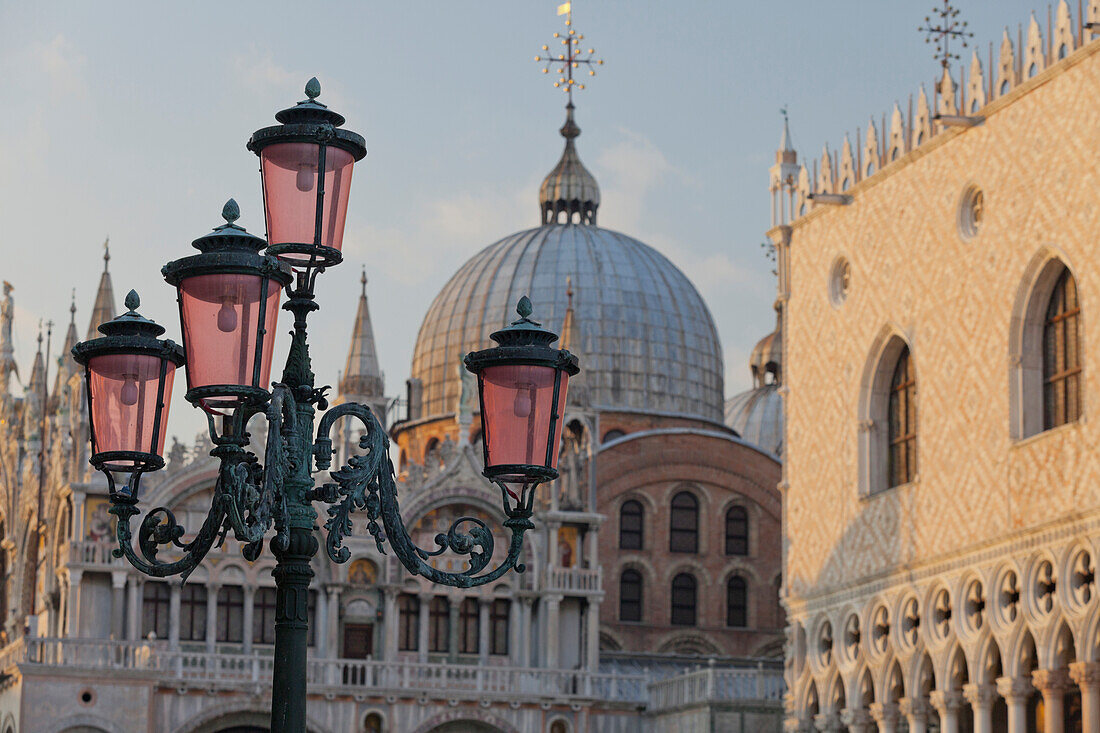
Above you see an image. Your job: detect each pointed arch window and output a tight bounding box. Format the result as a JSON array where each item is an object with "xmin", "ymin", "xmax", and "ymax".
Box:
[
  {"xmin": 619, "ymin": 500, "xmax": 643, "ymax": 550},
  {"xmin": 887, "ymin": 346, "xmax": 917, "ymax": 488},
  {"xmin": 671, "ymin": 573, "xmax": 697, "ymax": 626},
  {"xmin": 727, "ymin": 576, "xmax": 748, "ymax": 628},
  {"xmin": 619, "ymin": 569, "xmax": 643, "ymax": 622},
  {"xmin": 725, "ymin": 506, "xmax": 749, "ymax": 556},
  {"xmin": 669, "ymin": 491, "xmax": 699, "ymax": 553},
  {"xmin": 1043, "ymin": 269, "xmax": 1081, "ymax": 429}
]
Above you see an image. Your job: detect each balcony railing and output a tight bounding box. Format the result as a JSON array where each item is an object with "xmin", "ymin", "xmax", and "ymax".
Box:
[
  {"xmin": 9, "ymin": 638, "xmax": 781, "ymax": 710},
  {"xmin": 69, "ymin": 540, "xmax": 123, "ymax": 567},
  {"xmin": 543, "ymin": 566, "xmax": 602, "ymax": 594},
  {"xmin": 646, "ymin": 662, "xmax": 785, "ymax": 712}
]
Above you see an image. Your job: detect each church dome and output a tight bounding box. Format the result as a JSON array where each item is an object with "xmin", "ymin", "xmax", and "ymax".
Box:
[
  {"xmin": 409, "ymin": 107, "xmax": 724, "ymax": 424},
  {"xmin": 725, "ymin": 318, "xmax": 783, "ymax": 457},
  {"xmin": 411, "ymin": 224, "xmax": 724, "ymax": 423},
  {"xmin": 724, "ymin": 385, "xmax": 783, "ymax": 458}
]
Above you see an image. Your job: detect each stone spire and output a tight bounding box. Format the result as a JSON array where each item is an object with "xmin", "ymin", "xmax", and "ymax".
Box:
[
  {"xmin": 86, "ymin": 239, "xmax": 116, "ymax": 341},
  {"xmin": 0, "ymin": 281, "xmax": 17, "ymax": 392},
  {"xmin": 770, "ymin": 109, "xmax": 800, "ymax": 228},
  {"xmin": 24, "ymin": 325, "xmax": 46, "ymax": 440},
  {"xmin": 339, "ymin": 268, "xmax": 385, "ymax": 404},
  {"xmin": 539, "ymin": 103, "xmax": 600, "ymax": 226},
  {"xmin": 51, "ymin": 292, "xmax": 79, "ymax": 407},
  {"xmin": 560, "ymin": 276, "xmax": 576, "ymax": 352}
]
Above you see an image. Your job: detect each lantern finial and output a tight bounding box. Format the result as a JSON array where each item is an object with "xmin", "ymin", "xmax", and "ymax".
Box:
[
  {"xmin": 222, "ymin": 198, "xmax": 240, "ymax": 224},
  {"xmin": 305, "ymin": 77, "xmax": 321, "ymax": 100},
  {"xmin": 517, "ymin": 296, "xmax": 533, "ymax": 319},
  {"xmin": 125, "ymin": 290, "xmax": 140, "ymax": 311}
]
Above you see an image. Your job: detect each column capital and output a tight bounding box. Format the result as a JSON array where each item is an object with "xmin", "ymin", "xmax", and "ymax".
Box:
[
  {"xmin": 898, "ymin": 696, "xmax": 931, "ymax": 722},
  {"xmin": 417, "ymin": 591, "xmax": 434, "ymax": 603},
  {"xmin": 996, "ymin": 675, "xmax": 1034, "ymax": 703},
  {"xmin": 839, "ymin": 708, "xmax": 872, "ymax": 728},
  {"xmin": 783, "ymin": 717, "xmax": 813, "ymax": 733},
  {"xmin": 1032, "ymin": 668, "xmax": 1074, "ymax": 695},
  {"xmin": 108, "ymin": 570, "xmax": 125, "ymax": 589},
  {"xmin": 812, "ymin": 712, "xmax": 840, "ymax": 732},
  {"xmin": 962, "ymin": 682, "xmax": 996, "ymax": 708},
  {"xmin": 477, "ymin": 596, "xmax": 492, "ymax": 608},
  {"xmin": 381, "ymin": 586, "xmax": 401, "ymax": 600},
  {"xmin": 868, "ymin": 701, "xmax": 899, "ymax": 725},
  {"xmin": 1069, "ymin": 661, "xmax": 1100, "ymax": 688},
  {"xmin": 929, "ymin": 688, "xmax": 964, "ymax": 714},
  {"xmin": 543, "ymin": 593, "xmax": 564, "ymax": 605}
]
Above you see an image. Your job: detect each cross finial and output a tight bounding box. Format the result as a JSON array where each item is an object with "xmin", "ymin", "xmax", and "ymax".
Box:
[
  {"xmin": 103, "ymin": 237, "xmax": 110, "ymax": 271},
  {"xmin": 535, "ymin": 2, "xmax": 603, "ymax": 107},
  {"xmin": 918, "ymin": 0, "xmax": 973, "ymax": 70},
  {"xmin": 70, "ymin": 289, "xmax": 76, "ymax": 323},
  {"xmin": 360, "ymin": 266, "xmax": 367, "ymax": 296}
]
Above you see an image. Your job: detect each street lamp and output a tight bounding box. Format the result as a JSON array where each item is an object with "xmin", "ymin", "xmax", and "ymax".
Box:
[{"xmin": 70, "ymin": 79, "xmax": 579, "ymax": 733}]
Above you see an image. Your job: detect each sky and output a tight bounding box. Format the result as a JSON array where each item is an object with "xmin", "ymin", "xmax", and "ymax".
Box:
[{"xmin": 0, "ymin": 0, "xmax": 1046, "ymax": 443}]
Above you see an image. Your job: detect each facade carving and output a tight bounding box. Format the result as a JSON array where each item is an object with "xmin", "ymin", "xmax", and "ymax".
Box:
[{"xmin": 781, "ymin": 5, "xmax": 1100, "ymax": 731}]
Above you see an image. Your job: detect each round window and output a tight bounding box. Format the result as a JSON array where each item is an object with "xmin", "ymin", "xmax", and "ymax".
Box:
[
  {"xmin": 958, "ymin": 185, "xmax": 984, "ymax": 239},
  {"xmin": 829, "ymin": 257, "xmax": 851, "ymax": 306}
]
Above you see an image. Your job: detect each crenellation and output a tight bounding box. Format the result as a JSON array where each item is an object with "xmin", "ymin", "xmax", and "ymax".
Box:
[{"xmin": 787, "ymin": 3, "xmax": 1099, "ymax": 225}]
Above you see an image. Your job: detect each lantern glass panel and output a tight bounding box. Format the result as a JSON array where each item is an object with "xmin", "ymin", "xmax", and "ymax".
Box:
[
  {"xmin": 480, "ymin": 364, "xmax": 569, "ymax": 480},
  {"xmin": 88, "ymin": 353, "xmax": 175, "ymax": 463},
  {"xmin": 260, "ymin": 142, "xmax": 355, "ymax": 261},
  {"xmin": 179, "ymin": 273, "xmax": 280, "ymax": 406}
]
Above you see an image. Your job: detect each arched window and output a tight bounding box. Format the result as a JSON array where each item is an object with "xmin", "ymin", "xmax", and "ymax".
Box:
[
  {"xmin": 398, "ymin": 594, "xmax": 419, "ymax": 651},
  {"xmin": 619, "ymin": 500, "xmax": 643, "ymax": 550},
  {"xmin": 459, "ymin": 598, "xmax": 479, "ymax": 654},
  {"xmin": 363, "ymin": 711, "xmax": 384, "ymax": 733},
  {"xmin": 725, "ymin": 506, "xmax": 748, "ymax": 556},
  {"xmin": 217, "ymin": 586, "xmax": 244, "ymax": 643},
  {"xmin": 179, "ymin": 584, "xmax": 207, "ymax": 642},
  {"xmin": 619, "ymin": 569, "xmax": 643, "ymax": 622},
  {"xmin": 671, "ymin": 573, "xmax": 697, "ymax": 626},
  {"xmin": 727, "ymin": 576, "xmax": 748, "ymax": 627},
  {"xmin": 669, "ymin": 492, "xmax": 699, "ymax": 553},
  {"xmin": 1043, "ymin": 269, "xmax": 1081, "ymax": 429},
  {"xmin": 887, "ymin": 346, "xmax": 916, "ymax": 488},
  {"xmin": 602, "ymin": 429, "xmax": 626, "ymax": 444},
  {"xmin": 253, "ymin": 587, "xmax": 277, "ymax": 645},
  {"xmin": 490, "ymin": 598, "xmax": 509, "ymax": 655},
  {"xmin": 142, "ymin": 582, "xmax": 170, "ymax": 639},
  {"xmin": 428, "ymin": 596, "xmax": 449, "ymax": 652}
]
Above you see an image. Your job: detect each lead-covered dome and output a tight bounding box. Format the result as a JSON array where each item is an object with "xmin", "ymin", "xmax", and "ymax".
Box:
[{"xmin": 411, "ymin": 223, "xmax": 724, "ymax": 423}]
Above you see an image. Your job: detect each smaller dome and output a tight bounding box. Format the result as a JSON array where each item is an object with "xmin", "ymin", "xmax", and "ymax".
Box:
[
  {"xmin": 750, "ymin": 318, "xmax": 782, "ymax": 388},
  {"xmin": 725, "ymin": 385, "xmax": 783, "ymax": 458},
  {"xmin": 539, "ymin": 103, "xmax": 600, "ymax": 225}
]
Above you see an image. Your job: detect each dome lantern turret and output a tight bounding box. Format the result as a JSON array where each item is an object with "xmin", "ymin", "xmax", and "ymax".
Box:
[{"xmin": 539, "ymin": 103, "xmax": 600, "ymax": 226}]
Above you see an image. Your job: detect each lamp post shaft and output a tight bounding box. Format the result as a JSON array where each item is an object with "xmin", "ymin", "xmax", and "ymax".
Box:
[{"xmin": 271, "ymin": 303, "xmax": 320, "ymax": 733}]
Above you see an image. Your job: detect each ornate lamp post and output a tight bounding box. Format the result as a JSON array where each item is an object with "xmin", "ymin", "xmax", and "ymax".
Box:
[{"xmin": 71, "ymin": 79, "xmax": 578, "ymax": 733}]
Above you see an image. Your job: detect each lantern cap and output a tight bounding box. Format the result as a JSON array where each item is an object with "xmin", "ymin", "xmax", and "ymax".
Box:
[
  {"xmin": 247, "ymin": 78, "xmax": 367, "ymax": 162},
  {"xmin": 72, "ymin": 289, "xmax": 185, "ymax": 368},
  {"xmin": 97, "ymin": 290, "xmax": 166, "ymax": 338},
  {"xmin": 274, "ymin": 77, "xmax": 347, "ymax": 126},
  {"xmin": 189, "ymin": 198, "xmax": 268, "ymax": 254},
  {"xmin": 489, "ymin": 296, "xmax": 561, "ymax": 347}
]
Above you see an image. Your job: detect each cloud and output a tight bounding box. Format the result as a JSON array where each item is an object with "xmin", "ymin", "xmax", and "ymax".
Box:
[
  {"xmin": 229, "ymin": 45, "xmax": 353, "ymax": 113},
  {"xmin": 33, "ymin": 34, "xmax": 86, "ymax": 100},
  {"xmin": 344, "ymin": 179, "xmax": 535, "ymax": 286},
  {"xmin": 596, "ymin": 127, "xmax": 696, "ymax": 232}
]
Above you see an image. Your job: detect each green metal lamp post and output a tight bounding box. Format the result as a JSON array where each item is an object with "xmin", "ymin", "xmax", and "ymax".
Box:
[{"xmin": 71, "ymin": 79, "xmax": 579, "ymax": 733}]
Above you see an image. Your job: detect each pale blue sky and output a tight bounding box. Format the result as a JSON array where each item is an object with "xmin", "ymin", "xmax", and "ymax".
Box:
[{"xmin": 0, "ymin": 1, "xmax": 1043, "ymax": 441}]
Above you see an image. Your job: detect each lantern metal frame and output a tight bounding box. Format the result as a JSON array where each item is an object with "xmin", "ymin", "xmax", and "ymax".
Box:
[
  {"xmin": 162, "ymin": 199, "xmax": 294, "ymax": 410},
  {"xmin": 463, "ymin": 295, "xmax": 580, "ymax": 488},
  {"xmin": 69, "ymin": 79, "xmax": 577, "ymax": 733},
  {"xmin": 246, "ymin": 76, "xmax": 367, "ymax": 270},
  {"xmin": 71, "ymin": 290, "xmax": 185, "ymax": 497}
]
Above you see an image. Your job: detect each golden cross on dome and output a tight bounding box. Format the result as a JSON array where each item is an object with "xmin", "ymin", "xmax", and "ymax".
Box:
[
  {"xmin": 918, "ymin": 0, "xmax": 973, "ymax": 69},
  {"xmin": 535, "ymin": 2, "xmax": 603, "ymax": 104}
]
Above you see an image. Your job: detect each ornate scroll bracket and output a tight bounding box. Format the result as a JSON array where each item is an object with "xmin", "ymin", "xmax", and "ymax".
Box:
[{"xmin": 314, "ymin": 402, "xmax": 534, "ymax": 588}]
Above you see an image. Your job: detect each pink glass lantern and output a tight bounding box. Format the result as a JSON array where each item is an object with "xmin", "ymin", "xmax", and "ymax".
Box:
[
  {"xmin": 464, "ymin": 296, "xmax": 579, "ymax": 490},
  {"xmin": 162, "ymin": 200, "xmax": 293, "ymax": 412},
  {"xmin": 72, "ymin": 290, "xmax": 185, "ymax": 496},
  {"xmin": 247, "ymin": 78, "xmax": 366, "ymax": 268}
]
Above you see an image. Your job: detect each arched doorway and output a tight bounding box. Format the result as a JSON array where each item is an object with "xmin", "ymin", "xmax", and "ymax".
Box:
[{"xmin": 427, "ymin": 723, "xmax": 506, "ymax": 733}]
